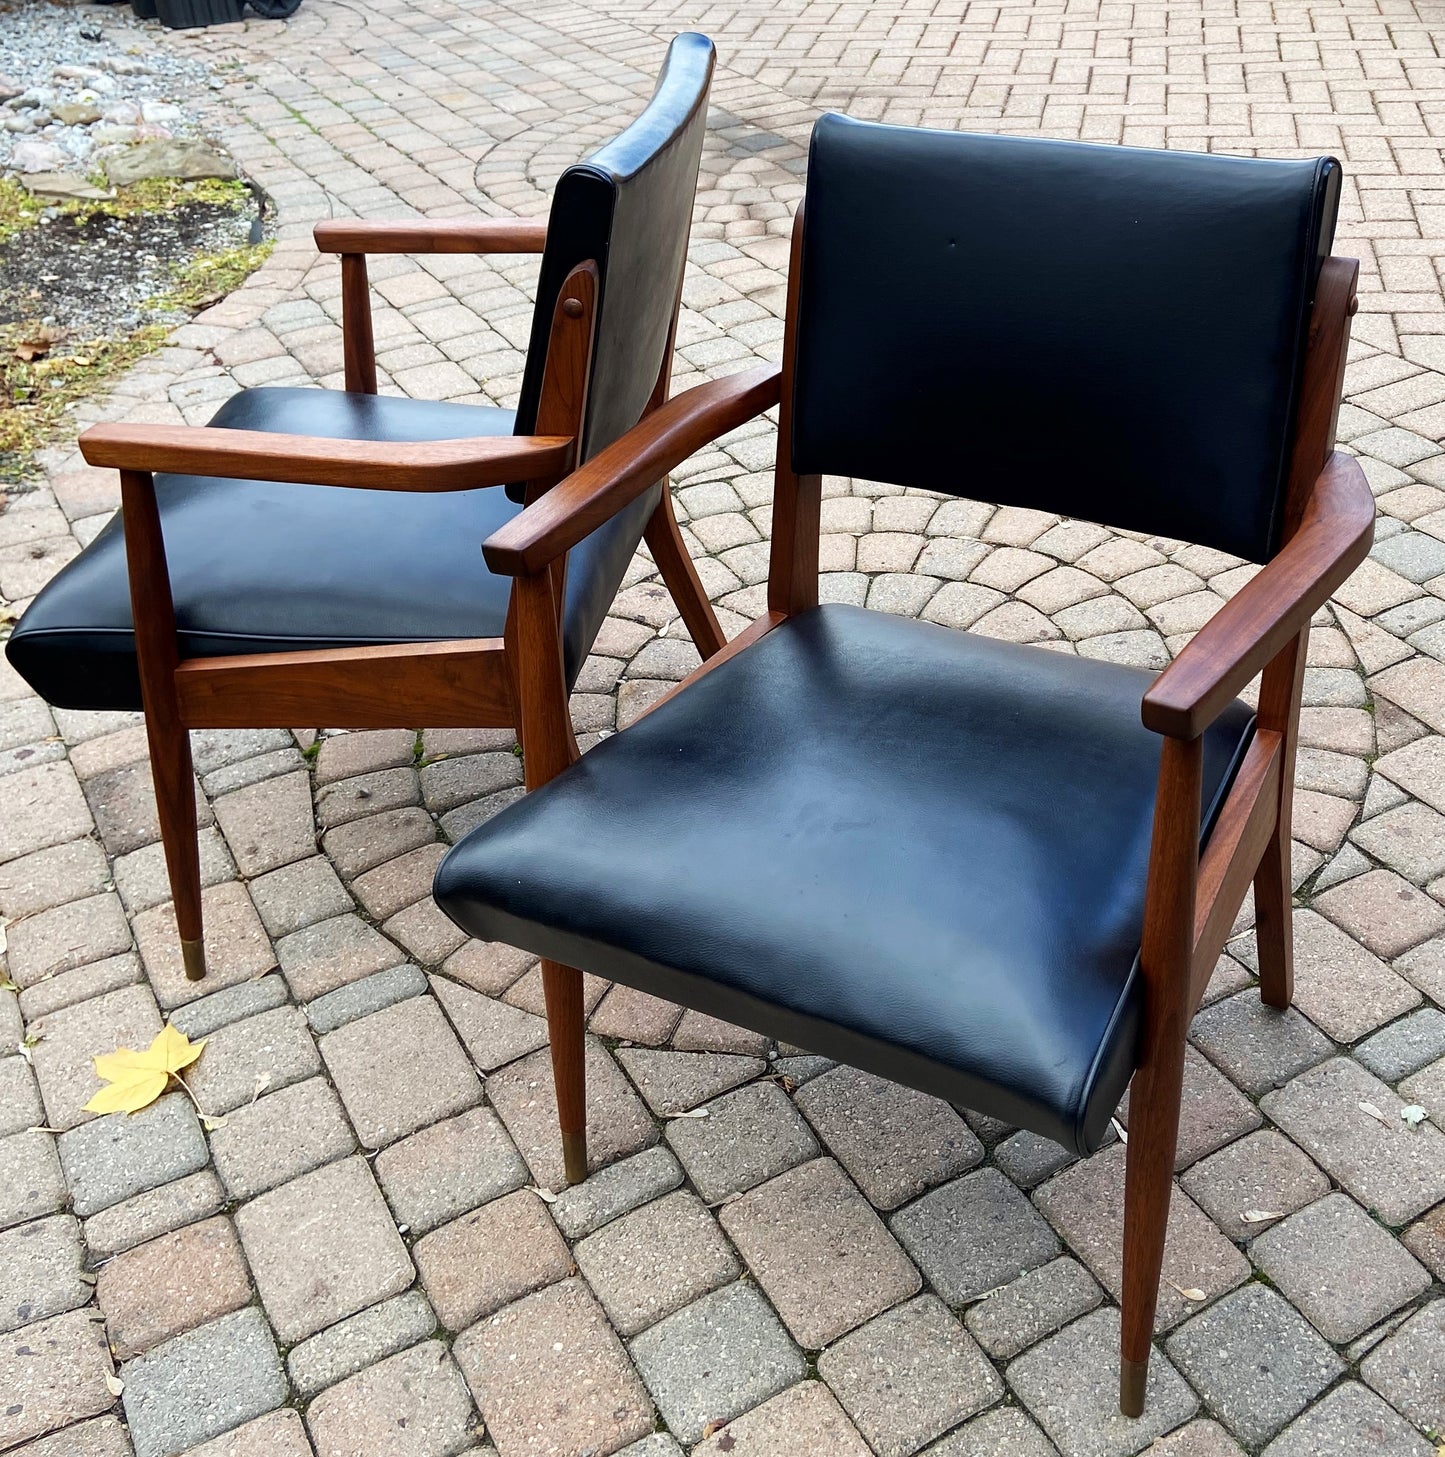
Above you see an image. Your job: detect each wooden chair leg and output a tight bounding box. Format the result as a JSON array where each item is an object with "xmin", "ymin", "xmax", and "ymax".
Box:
[
  {"xmin": 1119, "ymin": 1036, "xmax": 1187, "ymax": 1417},
  {"xmin": 148, "ymin": 718, "xmax": 206, "ymax": 981},
  {"xmin": 541, "ymin": 959, "xmax": 588, "ymax": 1184},
  {"xmin": 645, "ymin": 489, "xmax": 726, "ymax": 660},
  {"xmin": 1254, "ymin": 829, "xmax": 1293, "ymax": 1009}
]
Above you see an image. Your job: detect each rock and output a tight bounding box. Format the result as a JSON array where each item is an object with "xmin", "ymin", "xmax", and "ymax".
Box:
[
  {"xmin": 0, "ymin": 76, "xmax": 20, "ymax": 103},
  {"xmin": 9, "ymin": 139, "xmax": 67, "ymax": 173},
  {"xmin": 2, "ymin": 115, "xmax": 35, "ymax": 134},
  {"xmin": 140, "ymin": 102, "xmax": 182, "ymax": 126},
  {"xmin": 101, "ymin": 102, "xmax": 140, "ymax": 126},
  {"xmin": 22, "ymin": 173, "xmax": 111, "ymax": 202},
  {"xmin": 53, "ymin": 66, "xmax": 105, "ymax": 84},
  {"xmin": 99, "ymin": 58, "xmax": 152, "ymax": 77},
  {"xmin": 91, "ymin": 126, "xmax": 137, "ymax": 146},
  {"xmin": 103, "ymin": 141, "xmax": 236, "ymax": 186},
  {"xmin": 53, "ymin": 105, "xmax": 102, "ymax": 127},
  {"xmin": 133, "ymin": 124, "xmax": 175, "ymax": 143}
]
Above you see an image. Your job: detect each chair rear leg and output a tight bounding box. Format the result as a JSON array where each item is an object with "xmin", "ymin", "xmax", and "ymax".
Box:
[
  {"xmin": 148, "ymin": 717, "xmax": 206, "ymax": 980},
  {"xmin": 1119, "ymin": 1038, "xmax": 1187, "ymax": 1417},
  {"xmin": 1254, "ymin": 830, "xmax": 1293, "ymax": 1009},
  {"xmin": 645, "ymin": 490, "xmax": 726, "ymax": 660},
  {"xmin": 541, "ymin": 958, "xmax": 588, "ymax": 1184}
]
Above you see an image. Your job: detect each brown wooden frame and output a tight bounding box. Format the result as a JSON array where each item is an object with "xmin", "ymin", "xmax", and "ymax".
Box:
[
  {"xmin": 78, "ymin": 217, "xmax": 726, "ymax": 983},
  {"xmin": 482, "ymin": 207, "xmax": 1375, "ymax": 1410}
]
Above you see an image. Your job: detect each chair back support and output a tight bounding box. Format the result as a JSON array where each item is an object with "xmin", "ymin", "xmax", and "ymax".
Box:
[
  {"xmin": 789, "ymin": 115, "xmax": 1341, "ymax": 563},
  {"xmin": 512, "ymin": 31, "xmax": 714, "ymax": 675}
]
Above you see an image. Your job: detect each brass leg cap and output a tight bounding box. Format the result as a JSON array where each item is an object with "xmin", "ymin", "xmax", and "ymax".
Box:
[
  {"xmin": 181, "ymin": 938, "xmax": 207, "ymax": 982},
  {"xmin": 1119, "ymin": 1357, "xmax": 1148, "ymax": 1418},
  {"xmin": 561, "ymin": 1132, "xmax": 588, "ymax": 1187}
]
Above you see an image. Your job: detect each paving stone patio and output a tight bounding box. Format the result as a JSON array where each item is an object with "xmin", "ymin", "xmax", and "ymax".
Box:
[{"xmin": 2, "ymin": 0, "xmax": 1445, "ymax": 1453}]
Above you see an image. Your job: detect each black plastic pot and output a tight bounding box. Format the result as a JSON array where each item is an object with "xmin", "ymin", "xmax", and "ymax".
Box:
[
  {"xmin": 130, "ymin": 0, "xmax": 159, "ymax": 18},
  {"xmin": 247, "ymin": 0, "xmax": 303, "ymax": 14},
  {"xmin": 155, "ymin": 0, "xmax": 244, "ymax": 26}
]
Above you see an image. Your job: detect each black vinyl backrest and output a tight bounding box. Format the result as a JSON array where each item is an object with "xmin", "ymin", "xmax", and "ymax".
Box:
[
  {"xmin": 514, "ymin": 32, "xmax": 715, "ymax": 468},
  {"xmin": 790, "ymin": 115, "xmax": 1341, "ymax": 563}
]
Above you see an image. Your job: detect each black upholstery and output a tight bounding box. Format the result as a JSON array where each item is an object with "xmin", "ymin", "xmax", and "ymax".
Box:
[
  {"xmin": 436, "ymin": 605, "xmax": 1255, "ymax": 1155},
  {"xmin": 6, "ymin": 33, "xmax": 716, "ymax": 712},
  {"xmin": 791, "ymin": 115, "xmax": 1340, "ymax": 563}
]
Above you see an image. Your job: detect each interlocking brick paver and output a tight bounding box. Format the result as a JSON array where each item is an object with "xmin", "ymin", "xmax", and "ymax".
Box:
[
  {"xmin": 1287, "ymin": 909, "xmax": 1422, "ymax": 1041},
  {"xmin": 614, "ymin": 1047, "xmax": 765, "ymax": 1115},
  {"xmin": 1144, "ymin": 1421, "xmax": 1246, "ymax": 1456},
  {"xmin": 664, "ymin": 1078, "xmax": 819, "ymax": 1202},
  {"xmin": 97, "ymin": 1217, "xmax": 251, "ymax": 1361},
  {"xmin": 1008, "ymin": 1307, "xmax": 1198, "ymax": 1457},
  {"xmin": 82, "ymin": 1171, "xmax": 226, "ymax": 1261},
  {"xmin": 1166, "ymin": 1286, "xmax": 1344, "ymax": 1448},
  {"xmin": 1250, "ymin": 1193, "xmax": 1431, "ymax": 1343},
  {"xmin": 168, "ymin": 975, "xmax": 290, "ymax": 1042},
  {"xmin": 627, "ymin": 1281, "xmax": 804, "ymax": 1446},
  {"xmin": 1034, "ymin": 1145, "xmax": 1248, "ymax": 1332},
  {"xmin": 277, "ymin": 913, "xmax": 404, "ymax": 1002},
  {"xmin": 693, "ymin": 1382, "xmax": 871, "ymax": 1456},
  {"xmin": 13, "ymin": 1415, "xmax": 135, "ymax": 1457},
  {"xmin": 721, "ymin": 1157, "xmax": 921, "ymax": 1348},
  {"xmin": 1359, "ymin": 1299, "xmax": 1445, "ymax": 1434},
  {"xmin": 0, "ymin": 1308, "xmax": 117, "ymax": 1451},
  {"xmin": 818, "ymin": 1294, "xmax": 1002, "ymax": 1456},
  {"xmin": 1189, "ymin": 991, "xmax": 1335, "ymax": 1096},
  {"xmin": 454, "ymin": 1278, "xmax": 654, "ymax": 1456},
  {"xmin": 1177, "ymin": 1130, "xmax": 1330, "ymax": 1243},
  {"xmin": 319, "ymin": 995, "xmax": 480, "ymax": 1149},
  {"xmin": 179, "ymin": 1408, "xmax": 312, "ymax": 1457},
  {"xmin": 1355, "ymin": 1007, "xmax": 1445, "ymax": 1082},
  {"xmin": 121, "ymin": 1309, "xmax": 286, "ymax": 1457},
  {"xmin": 1262, "ymin": 1057, "xmax": 1445, "ymax": 1224},
  {"xmin": 132, "ymin": 883, "xmax": 277, "ymax": 1010},
  {"xmin": 305, "ymin": 1341, "xmax": 479, "ymax": 1457},
  {"xmin": 0, "ymin": 1214, "xmax": 87, "ymax": 1334},
  {"xmin": 415, "ymin": 1188, "xmax": 571, "ymax": 1331},
  {"xmin": 235, "ymin": 1156, "xmax": 413, "ymax": 1344},
  {"xmin": 1119, "ymin": 1047, "xmax": 1261, "ymax": 1170},
  {"xmin": 182, "ymin": 1005, "xmax": 319, "ymax": 1117},
  {"xmin": 428, "ymin": 972, "xmax": 548, "ymax": 1073},
  {"xmin": 286, "ymin": 1288, "xmax": 437, "ymax": 1399},
  {"xmin": 964, "ymin": 1255, "xmax": 1104, "ymax": 1360},
  {"xmin": 892, "ymin": 1165, "xmax": 1061, "ymax": 1306},
  {"xmin": 58, "ymin": 1094, "xmax": 208, "ymax": 1218},
  {"xmin": 487, "ymin": 1037, "xmax": 656, "ymax": 1189},
  {"xmin": 207, "ymin": 1076, "xmax": 354, "ymax": 1199},
  {"xmin": 1261, "ymin": 1382, "xmax": 1435, "ymax": 1457},
  {"xmin": 930, "ymin": 1406, "xmax": 1060, "ymax": 1456},
  {"xmin": 795, "ymin": 1066, "xmax": 983, "ymax": 1210},
  {"xmin": 576, "ymin": 1190, "xmax": 740, "ymax": 1338}
]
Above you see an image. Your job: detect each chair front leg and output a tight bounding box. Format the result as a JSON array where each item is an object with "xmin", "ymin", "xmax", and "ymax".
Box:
[
  {"xmin": 1252, "ymin": 627, "xmax": 1308, "ymax": 1008},
  {"xmin": 1120, "ymin": 734, "xmax": 1201, "ymax": 1416},
  {"xmin": 510, "ymin": 566, "xmax": 588, "ymax": 1183},
  {"xmin": 120, "ymin": 470, "xmax": 207, "ymax": 981}
]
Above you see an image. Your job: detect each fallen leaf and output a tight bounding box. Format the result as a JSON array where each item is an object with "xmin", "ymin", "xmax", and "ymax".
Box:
[
  {"xmin": 1358, "ymin": 1101, "xmax": 1389, "ymax": 1126},
  {"xmin": 1402, "ymin": 1105, "xmax": 1428, "ymax": 1130},
  {"xmin": 529, "ymin": 1184, "xmax": 558, "ymax": 1205},
  {"xmin": 701, "ymin": 1419, "xmax": 729, "ymax": 1440},
  {"xmin": 104, "ymin": 1373, "xmax": 124, "ymax": 1397},
  {"xmin": 668, "ymin": 1107, "xmax": 710, "ymax": 1119},
  {"xmin": 717, "ymin": 1435, "xmax": 736, "ymax": 1452},
  {"xmin": 1240, "ymin": 1209, "xmax": 1285, "ymax": 1224},
  {"xmin": 83, "ymin": 1025, "xmax": 206, "ymax": 1116},
  {"xmin": 1111, "ymin": 1116, "xmax": 1128, "ymax": 1145},
  {"xmin": 1165, "ymin": 1279, "xmax": 1207, "ymax": 1302}
]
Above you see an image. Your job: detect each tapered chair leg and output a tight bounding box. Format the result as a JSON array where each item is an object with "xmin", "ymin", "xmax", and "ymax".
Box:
[
  {"xmin": 1254, "ymin": 831, "xmax": 1294, "ymax": 1009},
  {"xmin": 541, "ymin": 958, "xmax": 588, "ymax": 1184},
  {"xmin": 148, "ymin": 720, "xmax": 206, "ymax": 981},
  {"xmin": 1118, "ymin": 1038, "xmax": 1187, "ymax": 1417},
  {"xmin": 645, "ymin": 490, "xmax": 726, "ymax": 660}
]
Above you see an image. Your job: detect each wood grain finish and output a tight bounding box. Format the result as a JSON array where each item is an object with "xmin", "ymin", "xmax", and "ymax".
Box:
[
  {"xmin": 119, "ymin": 470, "xmax": 206, "ymax": 980},
  {"xmin": 768, "ymin": 204, "xmax": 821, "ymax": 617},
  {"xmin": 175, "ymin": 639, "xmax": 514, "ymax": 730},
  {"xmin": 1120, "ymin": 732, "xmax": 1202, "ymax": 1416},
  {"xmin": 1141, "ymin": 451, "xmax": 1373, "ymax": 739},
  {"xmin": 314, "ymin": 218, "xmax": 548, "ymax": 255},
  {"xmin": 340, "ymin": 253, "xmax": 379, "ymax": 395},
  {"xmin": 79, "ymin": 425, "xmax": 572, "ymax": 493},
  {"xmin": 483, "ymin": 364, "xmax": 781, "ymax": 575},
  {"xmin": 1190, "ymin": 730, "xmax": 1282, "ymax": 1004}
]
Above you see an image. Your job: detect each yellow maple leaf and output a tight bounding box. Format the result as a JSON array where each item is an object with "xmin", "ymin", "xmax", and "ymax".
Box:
[{"xmin": 84, "ymin": 1026, "xmax": 206, "ymax": 1116}]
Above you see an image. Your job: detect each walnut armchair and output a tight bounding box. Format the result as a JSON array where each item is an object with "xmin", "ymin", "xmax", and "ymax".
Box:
[
  {"xmin": 5, "ymin": 33, "xmax": 724, "ymax": 981},
  {"xmin": 434, "ymin": 116, "xmax": 1375, "ymax": 1418}
]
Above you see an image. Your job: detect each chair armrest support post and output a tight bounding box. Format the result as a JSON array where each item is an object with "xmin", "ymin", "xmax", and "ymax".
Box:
[
  {"xmin": 313, "ymin": 219, "xmax": 549, "ymax": 255},
  {"xmin": 79, "ymin": 424, "xmax": 572, "ymax": 493},
  {"xmin": 1142, "ymin": 451, "xmax": 1374, "ymax": 739},
  {"xmin": 483, "ymin": 363, "xmax": 782, "ymax": 575}
]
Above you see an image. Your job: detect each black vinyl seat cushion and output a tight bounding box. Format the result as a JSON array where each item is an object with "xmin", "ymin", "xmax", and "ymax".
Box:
[
  {"xmin": 436, "ymin": 604, "xmax": 1255, "ymax": 1155},
  {"xmin": 7, "ymin": 386, "xmax": 652, "ymax": 711}
]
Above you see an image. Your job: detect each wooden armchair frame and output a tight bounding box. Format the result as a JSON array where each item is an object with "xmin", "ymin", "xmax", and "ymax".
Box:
[
  {"xmin": 79, "ymin": 219, "xmax": 724, "ymax": 982},
  {"xmin": 481, "ymin": 209, "xmax": 1375, "ymax": 1415}
]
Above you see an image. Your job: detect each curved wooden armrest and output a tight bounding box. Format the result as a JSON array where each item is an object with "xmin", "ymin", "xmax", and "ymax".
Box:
[
  {"xmin": 483, "ymin": 363, "xmax": 782, "ymax": 575},
  {"xmin": 1143, "ymin": 452, "xmax": 1375, "ymax": 739},
  {"xmin": 79, "ymin": 423, "xmax": 572, "ymax": 492},
  {"xmin": 313, "ymin": 218, "xmax": 548, "ymax": 255}
]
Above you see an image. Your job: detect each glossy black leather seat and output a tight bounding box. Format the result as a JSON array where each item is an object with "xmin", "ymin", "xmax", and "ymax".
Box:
[
  {"xmin": 437, "ymin": 603, "xmax": 1254, "ymax": 1154},
  {"xmin": 6, "ymin": 33, "xmax": 717, "ymax": 711}
]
